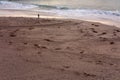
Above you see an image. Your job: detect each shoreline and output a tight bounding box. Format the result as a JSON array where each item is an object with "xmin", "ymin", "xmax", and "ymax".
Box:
[
  {"xmin": 0, "ymin": 9, "xmax": 120, "ymax": 27},
  {"xmin": 0, "ymin": 17, "xmax": 120, "ymax": 80}
]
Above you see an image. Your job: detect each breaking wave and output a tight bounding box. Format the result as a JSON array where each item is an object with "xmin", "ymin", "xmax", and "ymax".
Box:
[
  {"xmin": 0, "ymin": 1, "xmax": 38, "ymax": 9},
  {"xmin": 0, "ymin": 1, "xmax": 120, "ymax": 27}
]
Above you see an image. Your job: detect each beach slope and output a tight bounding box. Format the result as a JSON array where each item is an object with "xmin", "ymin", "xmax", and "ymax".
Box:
[{"xmin": 0, "ymin": 17, "xmax": 120, "ymax": 80}]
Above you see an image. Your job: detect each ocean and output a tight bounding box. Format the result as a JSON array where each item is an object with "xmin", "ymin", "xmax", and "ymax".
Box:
[{"xmin": 0, "ymin": 0, "xmax": 120, "ymax": 27}]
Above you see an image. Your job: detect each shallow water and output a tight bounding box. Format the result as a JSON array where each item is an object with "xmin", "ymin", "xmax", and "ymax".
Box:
[
  {"xmin": 0, "ymin": 0, "xmax": 120, "ymax": 27},
  {"xmin": 4, "ymin": 0, "xmax": 120, "ymax": 11}
]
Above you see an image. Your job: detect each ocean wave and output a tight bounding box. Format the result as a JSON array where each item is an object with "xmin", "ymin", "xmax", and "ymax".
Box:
[
  {"xmin": 39, "ymin": 9, "xmax": 120, "ymax": 20},
  {"xmin": 0, "ymin": 1, "xmax": 120, "ymax": 26},
  {"xmin": 44, "ymin": 9, "xmax": 120, "ymax": 17},
  {"xmin": 0, "ymin": 1, "xmax": 38, "ymax": 9},
  {"xmin": 37, "ymin": 4, "xmax": 69, "ymax": 10},
  {"xmin": 0, "ymin": 1, "xmax": 120, "ymax": 17},
  {"xmin": 0, "ymin": 1, "xmax": 69, "ymax": 10},
  {"xmin": 37, "ymin": 9, "xmax": 120, "ymax": 26}
]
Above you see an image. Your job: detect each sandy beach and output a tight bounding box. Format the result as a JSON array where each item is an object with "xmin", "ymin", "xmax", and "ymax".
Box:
[{"xmin": 0, "ymin": 17, "xmax": 120, "ymax": 80}]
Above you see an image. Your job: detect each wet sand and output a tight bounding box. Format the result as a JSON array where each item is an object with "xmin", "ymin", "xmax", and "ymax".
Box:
[{"xmin": 0, "ymin": 17, "xmax": 120, "ymax": 80}]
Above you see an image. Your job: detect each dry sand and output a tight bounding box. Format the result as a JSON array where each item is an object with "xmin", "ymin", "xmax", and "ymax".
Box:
[{"xmin": 0, "ymin": 17, "xmax": 120, "ymax": 80}]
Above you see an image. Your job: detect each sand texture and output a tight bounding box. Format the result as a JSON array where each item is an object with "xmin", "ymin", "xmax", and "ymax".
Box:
[{"xmin": 0, "ymin": 17, "xmax": 120, "ymax": 80}]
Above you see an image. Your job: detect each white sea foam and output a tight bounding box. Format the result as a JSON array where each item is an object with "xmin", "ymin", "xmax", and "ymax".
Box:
[
  {"xmin": 41, "ymin": 9, "xmax": 120, "ymax": 19},
  {"xmin": 0, "ymin": 1, "xmax": 120, "ymax": 27},
  {"xmin": 0, "ymin": 1, "xmax": 38, "ymax": 9},
  {"xmin": 38, "ymin": 9, "xmax": 120, "ymax": 27}
]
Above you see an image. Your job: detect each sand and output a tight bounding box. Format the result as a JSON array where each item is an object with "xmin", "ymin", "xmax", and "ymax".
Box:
[{"xmin": 0, "ymin": 17, "xmax": 120, "ymax": 80}]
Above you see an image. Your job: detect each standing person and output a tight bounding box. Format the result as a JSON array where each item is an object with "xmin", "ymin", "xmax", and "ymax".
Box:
[{"xmin": 38, "ymin": 14, "xmax": 40, "ymax": 19}]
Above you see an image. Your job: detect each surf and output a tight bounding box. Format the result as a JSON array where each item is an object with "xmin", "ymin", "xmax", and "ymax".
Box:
[
  {"xmin": 0, "ymin": 1, "xmax": 120, "ymax": 27},
  {"xmin": 0, "ymin": 1, "xmax": 38, "ymax": 9}
]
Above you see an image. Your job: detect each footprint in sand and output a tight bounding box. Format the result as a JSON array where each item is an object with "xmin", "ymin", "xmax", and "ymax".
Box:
[
  {"xmin": 83, "ymin": 72, "xmax": 96, "ymax": 77},
  {"xmin": 110, "ymin": 41, "xmax": 115, "ymax": 45},
  {"xmin": 113, "ymin": 32, "xmax": 117, "ymax": 36},
  {"xmin": 63, "ymin": 65, "xmax": 70, "ymax": 69},
  {"xmin": 28, "ymin": 27, "xmax": 34, "ymax": 30},
  {"xmin": 91, "ymin": 24, "xmax": 99, "ymax": 27},
  {"xmin": 8, "ymin": 41, "xmax": 12, "ymax": 45},
  {"xmin": 44, "ymin": 39, "xmax": 54, "ymax": 42},
  {"xmin": 80, "ymin": 50, "xmax": 84, "ymax": 54},
  {"xmin": 55, "ymin": 48, "xmax": 61, "ymax": 50},
  {"xmin": 41, "ymin": 46, "xmax": 47, "ymax": 49},
  {"xmin": 114, "ymin": 29, "xmax": 120, "ymax": 32},
  {"xmin": 90, "ymin": 28, "xmax": 98, "ymax": 33},
  {"xmin": 34, "ymin": 44, "xmax": 47, "ymax": 49},
  {"xmin": 96, "ymin": 60, "xmax": 103, "ymax": 65},
  {"xmin": 100, "ymin": 32, "xmax": 107, "ymax": 35},
  {"xmin": 23, "ymin": 42, "xmax": 28, "ymax": 45},
  {"xmin": 99, "ymin": 37, "xmax": 107, "ymax": 41},
  {"xmin": 9, "ymin": 29, "xmax": 20, "ymax": 37},
  {"xmin": 34, "ymin": 44, "xmax": 41, "ymax": 48},
  {"xmin": 10, "ymin": 33, "xmax": 16, "ymax": 37}
]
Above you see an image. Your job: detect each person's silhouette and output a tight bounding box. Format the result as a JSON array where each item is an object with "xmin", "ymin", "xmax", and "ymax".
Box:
[{"xmin": 38, "ymin": 14, "xmax": 40, "ymax": 19}]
